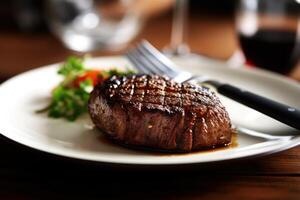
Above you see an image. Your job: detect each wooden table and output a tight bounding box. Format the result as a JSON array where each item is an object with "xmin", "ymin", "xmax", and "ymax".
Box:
[{"xmin": 1, "ymin": 13, "xmax": 300, "ymax": 200}]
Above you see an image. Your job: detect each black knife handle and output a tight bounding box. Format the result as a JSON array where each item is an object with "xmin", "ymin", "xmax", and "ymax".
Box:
[{"xmin": 217, "ymin": 84, "xmax": 300, "ymax": 130}]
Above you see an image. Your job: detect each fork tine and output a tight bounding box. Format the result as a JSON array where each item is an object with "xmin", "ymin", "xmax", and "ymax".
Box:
[
  {"xmin": 135, "ymin": 46, "xmax": 166, "ymax": 75},
  {"xmin": 125, "ymin": 51, "xmax": 144, "ymax": 73},
  {"xmin": 127, "ymin": 40, "xmax": 191, "ymax": 81},
  {"xmin": 139, "ymin": 40, "xmax": 180, "ymax": 74},
  {"xmin": 138, "ymin": 40, "xmax": 193, "ymax": 83},
  {"xmin": 130, "ymin": 49, "xmax": 159, "ymax": 75},
  {"xmin": 126, "ymin": 50, "xmax": 155, "ymax": 74},
  {"xmin": 136, "ymin": 44, "xmax": 173, "ymax": 74},
  {"xmin": 126, "ymin": 51, "xmax": 150, "ymax": 74}
]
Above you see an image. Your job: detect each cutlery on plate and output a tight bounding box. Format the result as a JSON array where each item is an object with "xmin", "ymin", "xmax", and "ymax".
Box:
[{"xmin": 125, "ymin": 40, "xmax": 300, "ymax": 130}]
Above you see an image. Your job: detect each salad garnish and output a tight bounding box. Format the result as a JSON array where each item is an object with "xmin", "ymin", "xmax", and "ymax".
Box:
[{"xmin": 38, "ymin": 56, "xmax": 135, "ymax": 121}]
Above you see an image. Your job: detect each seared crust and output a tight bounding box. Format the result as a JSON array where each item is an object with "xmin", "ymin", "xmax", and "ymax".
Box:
[{"xmin": 88, "ymin": 75, "xmax": 232, "ymax": 152}]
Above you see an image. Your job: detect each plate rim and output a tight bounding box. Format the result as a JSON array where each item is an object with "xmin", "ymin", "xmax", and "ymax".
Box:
[
  {"xmin": 1, "ymin": 56, "xmax": 300, "ymax": 165},
  {"xmin": 1, "ymin": 123, "xmax": 300, "ymax": 165}
]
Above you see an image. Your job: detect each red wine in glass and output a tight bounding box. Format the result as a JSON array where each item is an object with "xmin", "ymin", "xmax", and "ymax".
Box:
[{"xmin": 239, "ymin": 28, "xmax": 298, "ymax": 74}]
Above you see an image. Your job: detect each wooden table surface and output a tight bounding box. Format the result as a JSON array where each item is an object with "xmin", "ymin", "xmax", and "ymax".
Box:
[{"xmin": 0, "ymin": 13, "xmax": 300, "ymax": 200}]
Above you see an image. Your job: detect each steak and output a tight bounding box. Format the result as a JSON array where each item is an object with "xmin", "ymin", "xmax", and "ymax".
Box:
[{"xmin": 88, "ymin": 75, "xmax": 232, "ymax": 152}]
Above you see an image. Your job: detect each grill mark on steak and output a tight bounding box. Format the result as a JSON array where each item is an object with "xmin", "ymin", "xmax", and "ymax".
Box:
[
  {"xmin": 182, "ymin": 112, "xmax": 197, "ymax": 151},
  {"xmin": 89, "ymin": 75, "xmax": 233, "ymax": 152},
  {"xmin": 173, "ymin": 82, "xmax": 184, "ymax": 149},
  {"xmin": 142, "ymin": 74, "xmax": 150, "ymax": 109},
  {"xmin": 110, "ymin": 75, "xmax": 217, "ymax": 114},
  {"xmin": 191, "ymin": 112, "xmax": 198, "ymax": 150},
  {"xmin": 161, "ymin": 78, "xmax": 166, "ymax": 108},
  {"xmin": 132, "ymin": 75, "xmax": 147, "ymax": 110},
  {"xmin": 118, "ymin": 76, "xmax": 135, "ymax": 102}
]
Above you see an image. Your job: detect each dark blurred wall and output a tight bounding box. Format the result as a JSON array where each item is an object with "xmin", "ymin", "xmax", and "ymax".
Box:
[
  {"xmin": 190, "ymin": 0, "xmax": 235, "ymax": 15},
  {"xmin": 0, "ymin": 0, "xmax": 44, "ymax": 31},
  {"xmin": 0, "ymin": 0, "xmax": 236, "ymax": 32}
]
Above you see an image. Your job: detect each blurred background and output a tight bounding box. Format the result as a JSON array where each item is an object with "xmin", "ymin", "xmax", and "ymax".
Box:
[
  {"xmin": 1, "ymin": 2, "xmax": 300, "ymax": 198},
  {"xmin": 0, "ymin": 0, "xmax": 299, "ymax": 81}
]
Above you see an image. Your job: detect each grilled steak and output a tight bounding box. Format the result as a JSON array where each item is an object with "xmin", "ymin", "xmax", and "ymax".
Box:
[{"xmin": 88, "ymin": 75, "xmax": 232, "ymax": 152}]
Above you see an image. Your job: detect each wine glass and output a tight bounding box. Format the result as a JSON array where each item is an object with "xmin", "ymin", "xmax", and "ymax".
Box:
[
  {"xmin": 46, "ymin": 0, "xmax": 143, "ymax": 52},
  {"xmin": 165, "ymin": 0, "xmax": 226, "ymax": 68},
  {"xmin": 236, "ymin": 0, "xmax": 300, "ymax": 74},
  {"xmin": 166, "ymin": 0, "xmax": 190, "ymax": 56}
]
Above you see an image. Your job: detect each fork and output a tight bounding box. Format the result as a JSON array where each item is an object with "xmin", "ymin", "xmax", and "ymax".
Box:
[{"xmin": 126, "ymin": 40, "xmax": 300, "ymax": 130}]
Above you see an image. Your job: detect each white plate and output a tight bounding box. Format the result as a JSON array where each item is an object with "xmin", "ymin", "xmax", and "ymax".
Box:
[{"xmin": 0, "ymin": 56, "xmax": 299, "ymax": 165}]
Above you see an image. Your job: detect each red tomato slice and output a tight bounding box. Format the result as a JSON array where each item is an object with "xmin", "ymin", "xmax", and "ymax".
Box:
[{"xmin": 73, "ymin": 70, "xmax": 102, "ymax": 87}]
